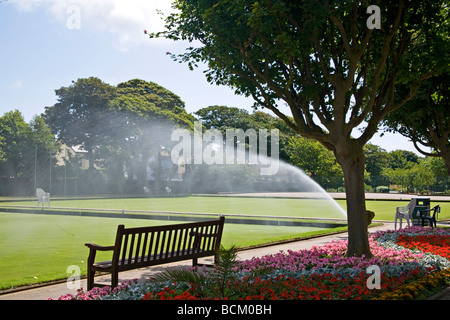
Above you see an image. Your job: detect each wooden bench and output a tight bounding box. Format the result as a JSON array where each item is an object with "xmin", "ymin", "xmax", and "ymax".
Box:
[{"xmin": 85, "ymin": 216, "xmax": 225, "ymax": 290}]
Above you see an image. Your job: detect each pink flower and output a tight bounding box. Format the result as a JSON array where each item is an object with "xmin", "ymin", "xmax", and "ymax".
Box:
[{"xmin": 237, "ymin": 237, "xmax": 424, "ymax": 273}]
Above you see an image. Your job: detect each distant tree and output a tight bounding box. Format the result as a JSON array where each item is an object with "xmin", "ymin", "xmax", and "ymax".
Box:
[
  {"xmin": 44, "ymin": 78, "xmax": 195, "ymax": 193},
  {"xmin": 381, "ymin": 167, "xmax": 409, "ymax": 193},
  {"xmin": 363, "ymin": 144, "xmax": 390, "ymax": 188},
  {"xmin": 411, "ymin": 158, "xmax": 437, "ymax": 193},
  {"xmin": 286, "ymin": 136, "xmax": 342, "ymax": 178},
  {"xmin": 151, "ymin": 0, "xmax": 447, "ymax": 256},
  {"xmin": 388, "ymin": 150, "xmax": 419, "ymax": 170},
  {"xmin": 429, "ymin": 156, "xmax": 448, "ymax": 178},
  {"xmin": 250, "ymin": 110, "xmax": 296, "ymax": 162},
  {"xmin": 0, "ymin": 110, "xmax": 33, "ymax": 179},
  {"xmin": 0, "ymin": 129, "xmax": 5, "ymax": 163},
  {"xmin": 115, "ymin": 79, "xmax": 193, "ymax": 120},
  {"xmin": 195, "ymin": 106, "xmax": 295, "ymax": 161},
  {"xmin": 383, "ymin": 158, "xmax": 436, "ymax": 193},
  {"xmin": 195, "ymin": 106, "xmax": 253, "ymax": 132},
  {"xmin": 105, "ymin": 79, "xmax": 195, "ymax": 192},
  {"xmin": 428, "ymin": 157, "xmax": 449, "ymax": 193},
  {"xmin": 0, "ymin": 110, "xmax": 58, "ymax": 194},
  {"xmin": 44, "ymin": 77, "xmax": 116, "ymax": 170}
]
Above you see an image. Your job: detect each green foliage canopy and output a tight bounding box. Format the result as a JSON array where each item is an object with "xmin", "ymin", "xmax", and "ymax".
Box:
[
  {"xmin": 44, "ymin": 77, "xmax": 116, "ymax": 170},
  {"xmin": 0, "ymin": 110, "xmax": 57, "ymax": 189},
  {"xmin": 384, "ymin": 73, "xmax": 450, "ymax": 174}
]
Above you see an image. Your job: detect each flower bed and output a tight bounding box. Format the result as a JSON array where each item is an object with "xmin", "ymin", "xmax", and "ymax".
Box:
[
  {"xmin": 397, "ymin": 235, "xmax": 450, "ymax": 260},
  {"xmin": 141, "ymin": 270, "xmax": 426, "ymax": 300},
  {"xmin": 374, "ymin": 268, "xmax": 450, "ymax": 300},
  {"xmin": 55, "ymin": 226, "xmax": 450, "ymax": 300}
]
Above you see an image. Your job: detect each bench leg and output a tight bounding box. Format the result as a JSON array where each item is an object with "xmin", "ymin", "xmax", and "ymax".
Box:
[
  {"xmin": 87, "ymin": 269, "xmax": 95, "ymax": 291},
  {"xmin": 111, "ymin": 272, "xmax": 119, "ymax": 289},
  {"xmin": 192, "ymin": 258, "xmax": 198, "ymax": 267}
]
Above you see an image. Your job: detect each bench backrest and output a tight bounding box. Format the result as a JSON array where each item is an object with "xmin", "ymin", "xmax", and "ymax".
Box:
[{"xmin": 112, "ymin": 217, "xmax": 225, "ymax": 270}]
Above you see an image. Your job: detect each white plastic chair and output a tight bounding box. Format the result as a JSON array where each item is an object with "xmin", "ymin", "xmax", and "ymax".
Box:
[
  {"xmin": 395, "ymin": 203, "xmax": 411, "ymax": 230},
  {"xmin": 165, "ymin": 186, "xmax": 172, "ymax": 195},
  {"xmin": 36, "ymin": 188, "xmax": 50, "ymax": 208},
  {"xmin": 143, "ymin": 186, "xmax": 149, "ymax": 195}
]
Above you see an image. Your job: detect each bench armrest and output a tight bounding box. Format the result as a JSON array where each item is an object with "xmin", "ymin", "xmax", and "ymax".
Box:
[
  {"xmin": 85, "ymin": 243, "xmax": 115, "ymax": 251},
  {"xmin": 85, "ymin": 243, "xmax": 115, "ymax": 266}
]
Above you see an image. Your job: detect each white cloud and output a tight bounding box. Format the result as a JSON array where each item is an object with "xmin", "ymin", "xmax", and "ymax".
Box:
[
  {"xmin": 9, "ymin": 0, "xmax": 176, "ymax": 51},
  {"xmin": 13, "ymin": 80, "xmax": 23, "ymax": 89}
]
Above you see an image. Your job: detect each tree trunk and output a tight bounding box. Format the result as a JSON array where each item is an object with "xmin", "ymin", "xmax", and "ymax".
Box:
[
  {"xmin": 335, "ymin": 144, "xmax": 373, "ymax": 258},
  {"xmin": 138, "ymin": 146, "xmax": 151, "ymax": 188},
  {"xmin": 442, "ymin": 151, "xmax": 450, "ymax": 176},
  {"xmin": 87, "ymin": 149, "xmax": 95, "ymax": 171}
]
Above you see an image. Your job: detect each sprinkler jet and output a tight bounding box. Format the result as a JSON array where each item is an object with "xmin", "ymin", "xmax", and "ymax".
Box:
[{"xmin": 171, "ymin": 121, "xmax": 279, "ymax": 175}]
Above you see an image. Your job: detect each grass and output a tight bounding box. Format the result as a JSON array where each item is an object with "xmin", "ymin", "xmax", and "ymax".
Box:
[
  {"xmin": 0, "ymin": 211, "xmax": 335, "ymax": 290},
  {"xmin": 4, "ymin": 195, "xmax": 449, "ymax": 221},
  {"xmin": 3, "ymin": 196, "xmax": 347, "ymax": 219},
  {"xmin": 0, "ymin": 195, "xmax": 448, "ymax": 290}
]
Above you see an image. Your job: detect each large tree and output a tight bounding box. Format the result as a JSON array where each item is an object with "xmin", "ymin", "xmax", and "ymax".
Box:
[
  {"xmin": 383, "ymin": 73, "xmax": 450, "ymax": 174},
  {"xmin": 0, "ymin": 110, "xmax": 58, "ymax": 194},
  {"xmin": 105, "ymin": 79, "xmax": 195, "ymax": 192},
  {"xmin": 195, "ymin": 106, "xmax": 295, "ymax": 162},
  {"xmin": 44, "ymin": 77, "xmax": 117, "ymax": 170},
  {"xmin": 151, "ymin": 0, "xmax": 448, "ymax": 256},
  {"xmin": 286, "ymin": 136, "xmax": 343, "ymax": 179},
  {"xmin": 195, "ymin": 105, "xmax": 253, "ymax": 132}
]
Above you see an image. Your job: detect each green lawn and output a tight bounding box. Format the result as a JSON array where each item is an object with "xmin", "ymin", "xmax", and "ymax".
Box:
[
  {"xmin": 0, "ymin": 211, "xmax": 334, "ymax": 290},
  {"xmin": 4, "ymin": 196, "xmax": 348, "ymax": 219},
  {"xmin": 344, "ymin": 199, "xmax": 450, "ymax": 221},
  {"xmin": 6, "ymin": 196, "xmax": 449, "ymax": 221},
  {"xmin": 0, "ymin": 196, "xmax": 448, "ymax": 290}
]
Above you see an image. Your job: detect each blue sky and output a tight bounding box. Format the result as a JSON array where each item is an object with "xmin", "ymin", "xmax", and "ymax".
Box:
[{"xmin": 0, "ymin": 0, "xmax": 423, "ymax": 155}]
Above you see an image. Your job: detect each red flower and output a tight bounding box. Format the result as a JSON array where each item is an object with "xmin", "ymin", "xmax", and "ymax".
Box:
[{"xmin": 398, "ymin": 235, "xmax": 450, "ymax": 259}]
